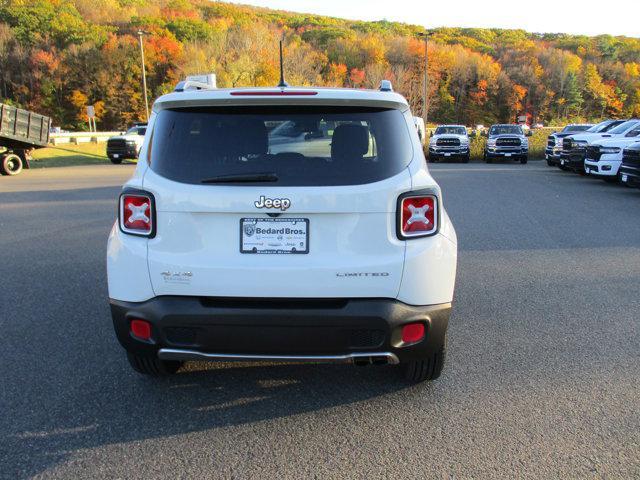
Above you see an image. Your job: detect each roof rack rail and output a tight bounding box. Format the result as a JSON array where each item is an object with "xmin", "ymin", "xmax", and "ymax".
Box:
[
  {"xmin": 379, "ymin": 80, "xmax": 393, "ymax": 92},
  {"xmin": 174, "ymin": 73, "xmax": 217, "ymax": 92}
]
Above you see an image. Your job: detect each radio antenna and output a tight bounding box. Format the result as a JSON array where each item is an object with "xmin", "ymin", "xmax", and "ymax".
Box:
[{"xmin": 277, "ymin": 33, "xmax": 289, "ymax": 88}]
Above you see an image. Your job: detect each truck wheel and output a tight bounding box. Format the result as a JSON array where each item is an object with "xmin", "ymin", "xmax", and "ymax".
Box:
[
  {"xmin": 462, "ymin": 155, "xmax": 470, "ymax": 163},
  {"xmin": 126, "ymin": 352, "xmax": 183, "ymax": 376},
  {"xmin": 403, "ymin": 335, "xmax": 447, "ymax": 383},
  {"xmin": 109, "ymin": 156, "xmax": 123, "ymax": 165},
  {"xmin": 520, "ymin": 156, "xmax": 528, "ymax": 164},
  {"xmin": 546, "ymin": 159, "xmax": 554, "ymax": 167},
  {"xmin": 0, "ymin": 154, "xmax": 23, "ymax": 176}
]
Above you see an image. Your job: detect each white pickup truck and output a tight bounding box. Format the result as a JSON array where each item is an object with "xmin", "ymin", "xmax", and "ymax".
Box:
[
  {"xmin": 428, "ymin": 125, "xmax": 470, "ymax": 163},
  {"xmin": 106, "ymin": 124, "xmax": 147, "ymax": 164},
  {"xmin": 584, "ymin": 120, "xmax": 640, "ymax": 182}
]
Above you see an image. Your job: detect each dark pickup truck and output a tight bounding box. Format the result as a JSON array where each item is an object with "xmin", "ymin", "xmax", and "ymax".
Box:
[
  {"xmin": 0, "ymin": 103, "xmax": 51, "ymax": 176},
  {"xmin": 620, "ymin": 143, "xmax": 640, "ymax": 188},
  {"xmin": 545, "ymin": 124, "xmax": 592, "ymax": 166}
]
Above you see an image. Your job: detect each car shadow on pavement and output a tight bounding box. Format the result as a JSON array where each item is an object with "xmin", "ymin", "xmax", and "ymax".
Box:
[{"xmin": 4, "ymin": 361, "xmax": 416, "ymax": 478}]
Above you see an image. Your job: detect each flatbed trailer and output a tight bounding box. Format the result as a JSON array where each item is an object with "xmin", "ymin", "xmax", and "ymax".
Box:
[{"xmin": 0, "ymin": 103, "xmax": 51, "ymax": 176}]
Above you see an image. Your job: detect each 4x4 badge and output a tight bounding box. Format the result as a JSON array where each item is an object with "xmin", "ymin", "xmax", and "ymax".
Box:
[{"xmin": 254, "ymin": 196, "xmax": 291, "ymax": 211}]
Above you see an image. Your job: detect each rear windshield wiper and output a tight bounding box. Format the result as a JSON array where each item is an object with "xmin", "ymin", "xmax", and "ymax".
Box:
[{"xmin": 201, "ymin": 173, "xmax": 279, "ymax": 184}]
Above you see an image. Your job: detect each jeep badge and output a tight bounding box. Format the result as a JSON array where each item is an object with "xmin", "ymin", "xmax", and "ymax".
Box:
[{"xmin": 254, "ymin": 196, "xmax": 291, "ymax": 211}]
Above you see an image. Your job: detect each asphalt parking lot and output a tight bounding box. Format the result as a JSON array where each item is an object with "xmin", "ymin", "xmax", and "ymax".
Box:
[{"xmin": 1, "ymin": 162, "xmax": 639, "ymax": 479}]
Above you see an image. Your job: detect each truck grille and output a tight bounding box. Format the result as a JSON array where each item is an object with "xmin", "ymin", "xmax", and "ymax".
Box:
[
  {"xmin": 563, "ymin": 138, "xmax": 586, "ymax": 153},
  {"xmin": 436, "ymin": 137, "xmax": 461, "ymax": 147},
  {"xmin": 106, "ymin": 138, "xmax": 129, "ymax": 155},
  {"xmin": 585, "ymin": 146, "xmax": 602, "ymax": 161},
  {"xmin": 496, "ymin": 138, "xmax": 521, "ymax": 147},
  {"xmin": 623, "ymin": 148, "xmax": 640, "ymax": 166}
]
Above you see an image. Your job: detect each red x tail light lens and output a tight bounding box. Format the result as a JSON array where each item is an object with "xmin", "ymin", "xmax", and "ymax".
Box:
[
  {"xmin": 398, "ymin": 193, "xmax": 438, "ymax": 239},
  {"xmin": 119, "ymin": 191, "xmax": 155, "ymax": 237}
]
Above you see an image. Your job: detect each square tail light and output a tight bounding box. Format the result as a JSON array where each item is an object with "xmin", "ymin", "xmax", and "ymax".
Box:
[
  {"xmin": 119, "ymin": 191, "xmax": 155, "ymax": 237},
  {"xmin": 398, "ymin": 194, "xmax": 438, "ymax": 239}
]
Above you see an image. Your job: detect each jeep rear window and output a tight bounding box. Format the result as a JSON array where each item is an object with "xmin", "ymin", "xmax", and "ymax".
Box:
[{"xmin": 149, "ymin": 106, "xmax": 413, "ymax": 186}]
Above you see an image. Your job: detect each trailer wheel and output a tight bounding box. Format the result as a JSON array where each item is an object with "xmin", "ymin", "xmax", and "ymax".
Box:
[{"xmin": 1, "ymin": 154, "xmax": 23, "ymax": 176}]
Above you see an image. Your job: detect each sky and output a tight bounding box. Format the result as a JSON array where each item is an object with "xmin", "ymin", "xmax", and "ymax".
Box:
[{"xmin": 225, "ymin": 0, "xmax": 640, "ymax": 38}]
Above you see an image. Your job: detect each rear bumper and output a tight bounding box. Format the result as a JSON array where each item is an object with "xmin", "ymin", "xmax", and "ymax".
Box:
[{"xmin": 110, "ymin": 296, "xmax": 451, "ymax": 364}]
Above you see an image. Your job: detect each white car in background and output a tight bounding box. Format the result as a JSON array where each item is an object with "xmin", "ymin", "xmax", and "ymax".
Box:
[
  {"xmin": 107, "ymin": 79, "xmax": 458, "ymax": 384},
  {"xmin": 584, "ymin": 120, "xmax": 640, "ymax": 182}
]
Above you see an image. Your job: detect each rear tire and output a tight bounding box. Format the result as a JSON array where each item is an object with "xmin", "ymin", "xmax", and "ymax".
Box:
[
  {"xmin": 126, "ymin": 352, "xmax": 183, "ymax": 376},
  {"xmin": 109, "ymin": 156, "xmax": 123, "ymax": 165},
  {"xmin": 1, "ymin": 154, "xmax": 23, "ymax": 176},
  {"xmin": 520, "ymin": 156, "xmax": 528, "ymax": 164},
  {"xmin": 403, "ymin": 336, "xmax": 447, "ymax": 383},
  {"xmin": 546, "ymin": 160, "xmax": 553, "ymax": 166}
]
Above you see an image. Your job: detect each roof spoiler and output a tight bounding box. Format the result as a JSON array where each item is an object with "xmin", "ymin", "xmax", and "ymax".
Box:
[{"xmin": 174, "ymin": 73, "xmax": 217, "ymax": 92}]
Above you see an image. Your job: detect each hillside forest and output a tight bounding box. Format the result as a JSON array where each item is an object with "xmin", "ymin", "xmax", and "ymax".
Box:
[{"xmin": 1, "ymin": 0, "xmax": 640, "ymax": 130}]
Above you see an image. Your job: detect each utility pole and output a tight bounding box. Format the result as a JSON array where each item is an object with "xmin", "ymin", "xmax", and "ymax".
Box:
[
  {"xmin": 137, "ymin": 31, "xmax": 149, "ymax": 122},
  {"xmin": 418, "ymin": 32, "xmax": 432, "ymax": 128}
]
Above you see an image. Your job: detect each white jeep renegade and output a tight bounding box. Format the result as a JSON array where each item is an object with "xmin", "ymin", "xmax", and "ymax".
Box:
[{"xmin": 107, "ymin": 80, "xmax": 458, "ymax": 383}]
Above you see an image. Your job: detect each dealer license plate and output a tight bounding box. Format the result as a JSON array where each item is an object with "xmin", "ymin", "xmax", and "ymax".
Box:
[
  {"xmin": 444, "ymin": 153, "xmax": 451, "ymax": 157},
  {"xmin": 505, "ymin": 153, "xmax": 512, "ymax": 157},
  {"xmin": 113, "ymin": 154, "xmax": 119, "ymax": 158},
  {"xmin": 241, "ymin": 218, "xmax": 309, "ymax": 254},
  {"xmin": 622, "ymin": 174, "xmax": 628, "ymax": 182},
  {"xmin": 561, "ymin": 160, "xmax": 565, "ymax": 165}
]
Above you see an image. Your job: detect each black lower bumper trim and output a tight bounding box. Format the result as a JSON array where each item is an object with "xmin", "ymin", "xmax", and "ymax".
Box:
[
  {"xmin": 110, "ymin": 296, "xmax": 452, "ymax": 363},
  {"xmin": 485, "ymin": 151, "xmax": 528, "ymax": 160},
  {"xmin": 560, "ymin": 153, "xmax": 585, "ymax": 171},
  {"xmin": 620, "ymin": 166, "xmax": 640, "ymax": 187}
]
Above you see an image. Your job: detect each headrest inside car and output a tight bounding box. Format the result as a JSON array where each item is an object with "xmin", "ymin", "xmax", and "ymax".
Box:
[{"xmin": 331, "ymin": 124, "xmax": 369, "ymax": 161}]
